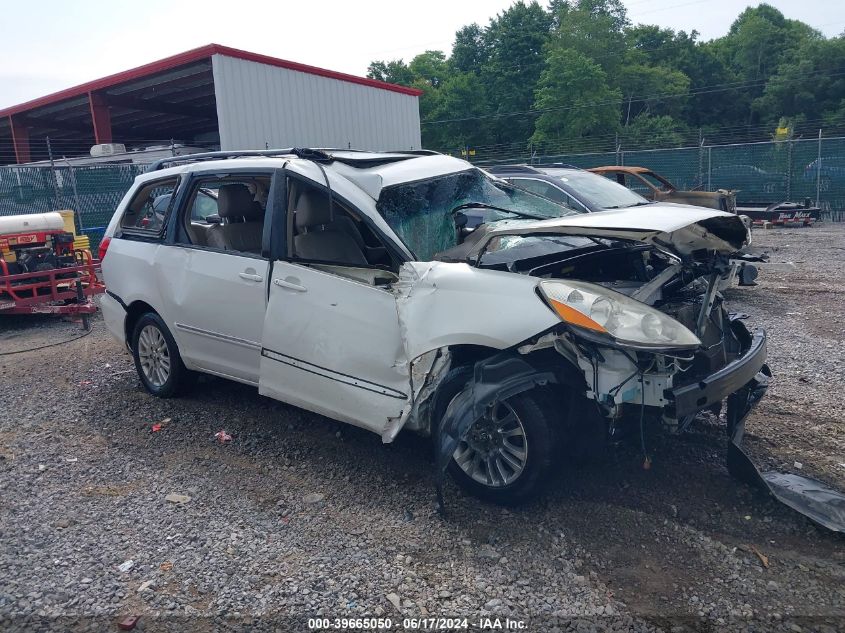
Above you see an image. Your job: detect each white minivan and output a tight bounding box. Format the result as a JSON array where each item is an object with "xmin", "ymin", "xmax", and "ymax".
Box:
[{"xmin": 100, "ymin": 149, "xmax": 769, "ymax": 503}]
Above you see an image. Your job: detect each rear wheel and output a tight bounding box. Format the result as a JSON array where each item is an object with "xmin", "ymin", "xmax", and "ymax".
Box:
[
  {"xmin": 435, "ymin": 366, "xmax": 560, "ymax": 505},
  {"xmin": 131, "ymin": 313, "xmax": 189, "ymax": 398}
]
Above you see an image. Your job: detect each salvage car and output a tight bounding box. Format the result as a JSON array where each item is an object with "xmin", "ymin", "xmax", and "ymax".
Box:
[
  {"xmin": 587, "ymin": 165, "xmax": 737, "ymax": 213},
  {"xmin": 100, "ymin": 149, "xmax": 769, "ymax": 504}
]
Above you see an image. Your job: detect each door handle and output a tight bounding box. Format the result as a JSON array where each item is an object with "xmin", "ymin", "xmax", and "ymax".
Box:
[
  {"xmin": 273, "ymin": 277, "xmax": 307, "ymax": 292},
  {"xmin": 239, "ymin": 272, "xmax": 264, "ymax": 282}
]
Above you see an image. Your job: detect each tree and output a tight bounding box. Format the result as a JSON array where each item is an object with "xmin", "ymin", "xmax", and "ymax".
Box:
[
  {"xmin": 450, "ymin": 24, "xmax": 488, "ymax": 75},
  {"xmin": 408, "ymin": 51, "xmax": 450, "ymax": 88},
  {"xmin": 617, "ymin": 63, "xmax": 690, "ymax": 123},
  {"xmin": 366, "ymin": 1, "xmax": 843, "ymax": 153},
  {"xmin": 621, "ymin": 114, "xmax": 687, "ymax": 149},
  {"xmin": 366, "ymin": 60, "xmax": 414, "ymax": 86},
  {"xmin": 550, "ymin": 0, "xmax": 629, "ymax": 77},
  {"xmin": 710, "ymin": 4, "xmax": 821, "ymax": 124},
  {"xmin": 530, "ymin": 47, "xmax": 621, "ymax": 145},
  {"xmin": 480, "ymin": 1, "xmax": 553, "ymax": 144},
  {"xmin": 423, "ymin": 72, "xmax": 491, "ymax": 149},
  {"xmin": 752, "ymin": 36, "xmax": 845, "ymax": 125}
]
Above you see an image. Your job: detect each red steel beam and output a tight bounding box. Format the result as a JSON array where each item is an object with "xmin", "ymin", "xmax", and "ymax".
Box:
[
  {"xmin": 88, "ymin": 91, "xmax": 113, "ymax": 144},
  {"xmin": 9, "ymin": 116, "xmax": 31, "ymax": 163}
]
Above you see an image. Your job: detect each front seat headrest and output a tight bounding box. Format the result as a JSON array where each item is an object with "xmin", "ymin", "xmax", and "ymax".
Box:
[
  {"xmin": 218, "ymin": 184, "xmax": 263, "ymax": 220},
  {"xmin": 295, "ymin": 190, "xmax": 333, "ymax": 231}
]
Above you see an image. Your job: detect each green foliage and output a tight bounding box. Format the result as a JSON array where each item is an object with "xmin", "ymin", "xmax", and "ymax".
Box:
[
  {"xmin": 366, "ymin": 1, "xmax": 845, "ymax": 154},
  {"xmin": 530, "ymin": 47, "xmax": 621, "ymax": 144},
  {"xmin": 621, "ymin": 115, "xmax": 687, "ymax": 149},
  {"xmin": 479, "ymin": 1, "xmax": 553, "ymax": 144}
]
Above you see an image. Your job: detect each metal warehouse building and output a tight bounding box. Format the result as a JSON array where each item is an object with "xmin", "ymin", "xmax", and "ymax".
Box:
[{"xmin": 0, "ymin": 44, "xmax": 422, "ymax": 164}]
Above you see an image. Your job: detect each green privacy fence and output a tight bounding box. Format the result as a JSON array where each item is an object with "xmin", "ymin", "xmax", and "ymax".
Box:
[
  {"xmin": 476, "ymin": 135, "xmax": 845, "ymax": 220},
  {"xmin": 0, "ymin": 163, "xmax": 147, "ymax": 250}
]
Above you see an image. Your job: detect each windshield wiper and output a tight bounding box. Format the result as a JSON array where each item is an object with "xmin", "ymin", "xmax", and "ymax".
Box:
[
  {"xmin": 452, "ymin": 202, "xmax": 546, "ymax": 221},
  {"xmin": 604, "ymin": 201, "xmax": 652, "ymax": 209}
]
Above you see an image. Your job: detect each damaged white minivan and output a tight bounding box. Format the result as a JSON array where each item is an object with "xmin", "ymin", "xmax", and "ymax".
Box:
[{"xmin": 100, "ymin": 149, "xmax": 769, "ymax": 504}]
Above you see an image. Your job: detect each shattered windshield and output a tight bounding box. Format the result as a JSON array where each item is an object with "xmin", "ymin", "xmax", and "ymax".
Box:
[{"xmin": 377, "ymin": 168, "xmax": 576, "ymax": 260}]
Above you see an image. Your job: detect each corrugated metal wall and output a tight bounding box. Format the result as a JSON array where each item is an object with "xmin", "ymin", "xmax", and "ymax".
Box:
[{"xmin": 212, "ymin": 55, "xmax": 421, "ymax": 151}]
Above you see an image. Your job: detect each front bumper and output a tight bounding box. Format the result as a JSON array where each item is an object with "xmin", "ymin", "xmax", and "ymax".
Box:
[{"xmin": 666, "ymin": 327, "xmax": 768, "ymax": 419}]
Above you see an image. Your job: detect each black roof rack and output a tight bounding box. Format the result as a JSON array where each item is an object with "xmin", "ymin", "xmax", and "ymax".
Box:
[
  {"xmin": 148, "ymin": 147, "xmax": 332, "ymax": 171},
  {"xmin": 148, "ymin": 147, "xmax": 442, "ymax": 172}
]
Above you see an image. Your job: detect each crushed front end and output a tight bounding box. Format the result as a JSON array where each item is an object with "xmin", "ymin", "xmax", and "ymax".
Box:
[{"xmin": 536, "ymin": 254, "xmax": 770, "ymax": 438}]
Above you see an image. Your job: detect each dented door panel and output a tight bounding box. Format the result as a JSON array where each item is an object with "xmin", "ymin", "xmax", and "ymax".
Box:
[{"xmin": 258, "ymin": 261, "xmax": 410, "ymax": 435}]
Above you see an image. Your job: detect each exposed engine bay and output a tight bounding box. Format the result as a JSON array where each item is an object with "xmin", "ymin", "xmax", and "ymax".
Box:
[{"xmin": 434, "ymin": 226, "xmax": 757, "ymax": 434}]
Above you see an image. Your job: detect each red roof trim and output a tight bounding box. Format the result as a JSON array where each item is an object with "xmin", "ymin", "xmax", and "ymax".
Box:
[
  {"xmin": 0, "ymin": 43, "xmax": 421, "ymax": 119},
  {"xmin": 210, "ymin": 44, "xmax": 423, "ymax": 97}
]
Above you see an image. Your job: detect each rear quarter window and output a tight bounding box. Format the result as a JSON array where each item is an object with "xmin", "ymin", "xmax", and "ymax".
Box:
[{"xmin": 119, "ymin": 177, "xmax": 180, "ymax": 236}]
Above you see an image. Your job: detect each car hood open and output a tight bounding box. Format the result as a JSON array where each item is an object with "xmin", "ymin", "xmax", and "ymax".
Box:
[{"xmin": 455, "ymin": 205, "xmax": 748, "ymax": 261}]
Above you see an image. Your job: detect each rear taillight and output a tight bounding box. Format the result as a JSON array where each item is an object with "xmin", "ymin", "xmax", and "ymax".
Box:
[{"xmin": 98, "ymin": 236, "xmax": 111, "ymax": 261}]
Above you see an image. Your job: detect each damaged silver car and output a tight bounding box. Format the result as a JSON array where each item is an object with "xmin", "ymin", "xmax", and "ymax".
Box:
[{"xmin": 100, "ymin": 149, "xmax": 769, "ymax": 505}]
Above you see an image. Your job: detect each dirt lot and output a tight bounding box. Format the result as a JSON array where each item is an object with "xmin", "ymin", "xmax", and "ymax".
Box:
[{"xmin": 1, "ymin": 224, "xmax": 844, "ymax": 632}]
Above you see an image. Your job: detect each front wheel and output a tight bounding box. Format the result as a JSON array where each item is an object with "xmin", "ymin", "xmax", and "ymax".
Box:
[
  {"xmin": 435, "ymin": 367, "xmax": 560, "ymax": 505},
  {"xmin": 131, "ymin": 313, "xmax": 189, "ymax": 398}
]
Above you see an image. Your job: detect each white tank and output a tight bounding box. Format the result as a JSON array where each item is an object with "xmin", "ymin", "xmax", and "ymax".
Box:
[{"xmin": 0, "ymin": 212, "xmax": 66, "ymax": 235}]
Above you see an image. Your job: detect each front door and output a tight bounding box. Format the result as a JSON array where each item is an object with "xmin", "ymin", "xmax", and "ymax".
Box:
[{"xmin": 258, "ymin": 260, "xmax": 410, "ymax": 434}]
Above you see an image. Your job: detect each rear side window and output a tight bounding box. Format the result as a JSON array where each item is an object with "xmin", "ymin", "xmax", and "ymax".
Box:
[{"xmin": 120, "ymin": 177, "xmax": 179, "ymax": 235}]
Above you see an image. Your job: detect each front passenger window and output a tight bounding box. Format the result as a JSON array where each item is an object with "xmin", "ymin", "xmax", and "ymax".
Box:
[{"xmin": 289, "ymin": 181, "xmax": 393, "ymax": 270}]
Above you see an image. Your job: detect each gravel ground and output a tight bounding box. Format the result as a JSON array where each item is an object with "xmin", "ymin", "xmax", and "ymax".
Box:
[{"xmin": 1, "ymin": 225, "xmax": 844, "ymax": 632}]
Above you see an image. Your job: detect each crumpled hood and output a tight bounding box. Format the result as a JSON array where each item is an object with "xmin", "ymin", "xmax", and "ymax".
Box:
[{"xmin": 466, "ymin": 204, "xmax": 748, "ymax": 258}]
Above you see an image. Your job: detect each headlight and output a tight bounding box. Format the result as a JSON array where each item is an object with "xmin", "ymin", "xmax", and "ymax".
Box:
[{"xmin": 538, "ymin": 279, "xmax": 701, "ymax": 349}]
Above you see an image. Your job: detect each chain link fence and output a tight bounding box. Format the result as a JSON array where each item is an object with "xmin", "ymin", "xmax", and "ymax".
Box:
[
  {"xmin": 0, "ymin": 163, "xmax": 147, "ymax": 250},
  {"xmin": 1, "ymin": 136, "xmax": 844, "ymax": 252},
  {"xmin": 477, "ymin": 135, "xmax": 845, "ymax": 221}
]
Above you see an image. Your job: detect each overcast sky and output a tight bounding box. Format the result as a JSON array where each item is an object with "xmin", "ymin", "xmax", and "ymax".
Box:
[{"xmin": 1, "ymin": 0, "xmax": 843, "ymax": 110}]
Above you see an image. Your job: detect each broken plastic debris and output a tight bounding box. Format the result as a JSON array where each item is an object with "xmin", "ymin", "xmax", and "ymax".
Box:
[
  {"xmin": 117, "ymin": 560, "xmax": 134, "ymax": 573},
  {"xmin": 729, "ymin": 413, "xmax": 845, "ymax": 533},
  {"xmin": 214, "ymin": 430, "xmax": 232, "ymax": 443},
  {"xmin": 794, "ymin": 461, "xmax": 803, "ymax": 470},
  {"xmin": 117, "ymin": 614, "xmax": 140, "ymax": 631},
  {"xmin": 164, "ymin": 493, "xmax": 191, "ymax": 504},
  {"xmin": 137, "ymin": 580, "xmax": 155, "ymax": 593},
  {"xmin": 151, "ymin": 417, "xmax": 171, "ymax": 433}
]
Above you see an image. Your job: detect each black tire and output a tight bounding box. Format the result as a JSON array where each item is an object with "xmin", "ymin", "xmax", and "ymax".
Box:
[
  {"xmin": 434, "ymin": 365, "xmax": 561, "ymax": 505},
  {"xmin": 131, "ymin": 312, "xmax": 189, "ymax": 398}
]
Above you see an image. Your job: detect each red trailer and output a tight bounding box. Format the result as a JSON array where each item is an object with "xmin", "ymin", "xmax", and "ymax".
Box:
[{"xmin": 0, "ymin": 212, "xmax": 105, "ymax": 329}]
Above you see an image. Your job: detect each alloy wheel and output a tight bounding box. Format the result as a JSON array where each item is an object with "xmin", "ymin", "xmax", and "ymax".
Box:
[
  {"xmin": 137, "ymin": 324, "xmax": 171, "ymax": 387},
  {"xmin": 453, "ymin": 401, "xmax": 528, "ymax": 487}
]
